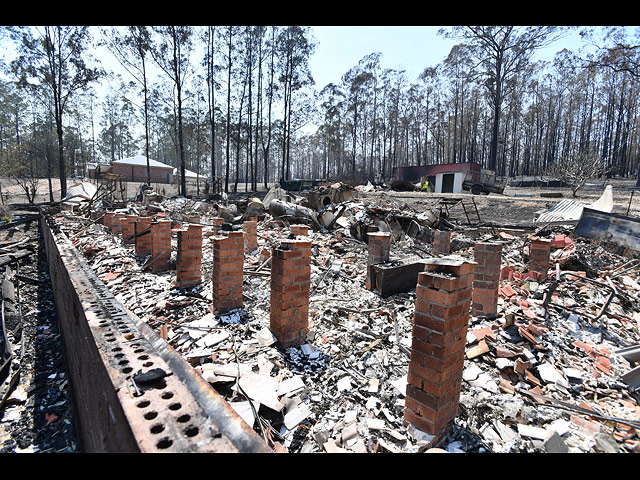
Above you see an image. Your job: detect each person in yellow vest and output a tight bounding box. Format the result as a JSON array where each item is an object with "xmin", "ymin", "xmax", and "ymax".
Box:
[{"xmin": 421, "ymin": 179, "xmax": 430, "ymax": 191}]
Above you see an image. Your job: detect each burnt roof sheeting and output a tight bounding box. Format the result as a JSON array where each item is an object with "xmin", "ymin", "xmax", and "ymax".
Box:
[{"xmin": 535, "ymin": 186, "xmax": 613, "ymax": 225}]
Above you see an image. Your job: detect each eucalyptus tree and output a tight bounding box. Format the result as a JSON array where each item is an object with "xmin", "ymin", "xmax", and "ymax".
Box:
[
  {"xmin": 405, "ymin": 82, "xmax": 428, "ymax": 166},
  {"xmin": 550, "ymin": 51, "xmax": 589, "ymax": 166},
  {"xmin": 232, "ymin": 26, "xmax": 263, "ymax": 191},
  {"xmin": 465, "ymin": 84, "xmax": 486, "ymax": 166},
  {"xmin": 150, "ymin": 26, "xmax": 194, "ymax": 196},
  {"xmin": 357, "ymin": 52, "xmax": 382, "ymax": 179},
  {"xmin": 258, "ymin": 26, "xmax": 279, "ymax": 189},
  {"xmin": 499, "ymin": 72, "xmax": 525, "ymax": 176},
  {"xmin": 232, "ymin": 29, "xmax": 249, "ymax": 193},
  {"xmin": 598, "ymin": 67, "xmax": 634, "ymax": 177},
  {"xmin": 184, "ymin": 73, "xmax": 208, "ymax": 194},
  {"xmin": 440, "ymin": 26, "xmax": 565, "ymax": 172},
  {"xmin": 0, "ymin": 79, "xmax": 23, "ymax": 160},
  {"xmin": 382, "ymin": 68, "xmax": 408, "ymax": 177},
  {"xmin": 217, "ymin": 26, "xmax": 240, "ymax": 192},
  {"xmin": 0, "ymin": 79, "xmax": 38, "ymax": 202},
  {"xmin": 81, "ymin": 87, "xmax": 99, "ymax": 168},
  {"xmin": 276, "ymin": 26, "xmax": 315, "ymax": 182},
  {"xmin": 288, "ymin": 89, "xmax": 318, "ymax": 176},
  {"xmin": 378, "ymin": 69, "xmax": 395, "ymax": 178},
  {"xmin": 8, "ymin": 26, "xmax": 101, "ymax": 198},
  {"xmin": 101, "ymin": 26, "xmax": 154, "ymax": 185},
  {"xmin": 244, "ymin": 26, "xmax": 259, "ymax": 191},
  {"xmin": 342, "ymin": 64, "xmax": 372, "ymax": 179},
  {"xmin": 98, "ymin": 83, "xmax": 139, "ymax": 163},
  {"xmin": 520, "ymin": 72, "xmax": 550, "ymax": 175},
  {"xmin": 32, "ymin": 88, "xmax": 58, "ymax": 201},
  {"xmin": 582, "ymin": 26, "xmax": 640, "ymax": 79},
  {"xmin": 147, "ymin": 81, "xmax": 177, "ymax": 166},
  {"xmin": 440, "ymin": 44, "xmax": 476, "ymax": 164},
  {"xmin": 98, "ymin": 89, "xmax": 119, "ymax": 162},
  {"xmin": 583, "ymin": 27, "xmax": 640, "ymax": 182},
  {"xmin": 317, "ymin": 82, "xmax": 346, "ymax": 178},
  {"xmin": 65, "ymin": 93, "xmax": 95, "ymax": 176},
  {"xmin": 203, "ymin": 26, "xmax": 219, "ymax": 188},
  {"xmin": 576, "ymin": 67, "xmax": 598, "ymax": 156}
]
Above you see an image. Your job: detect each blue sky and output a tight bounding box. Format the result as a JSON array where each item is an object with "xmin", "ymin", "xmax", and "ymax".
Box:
[
  {"xmin": 308, "ymin": 26, "xmax": 588, "ymax": 90},
  {"xmin": 0, "ymin": 26, "xmax": 607, "ymax": 96},
  {"xmin": 309, "ymin": 26, "xmax": 456, "ymax": 88}
]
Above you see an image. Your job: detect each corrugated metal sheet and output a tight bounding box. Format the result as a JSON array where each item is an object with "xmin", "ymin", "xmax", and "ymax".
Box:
[
  {"xmin": 535, "ymin": 199, "xmax": 586, "ymax": 224},
  {"xmin": 535, "ymin": 186, "xmax": 613, "ymax": 225}
]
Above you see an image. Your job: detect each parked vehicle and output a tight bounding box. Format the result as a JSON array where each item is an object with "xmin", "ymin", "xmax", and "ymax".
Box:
[{"xmin": 462, "ymin": 169, "xmax": 505, "ymax": 195}]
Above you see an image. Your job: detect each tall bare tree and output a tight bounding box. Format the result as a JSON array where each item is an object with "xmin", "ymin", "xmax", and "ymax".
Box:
[
  {"xmin": 342, "ymin": 64, "xmax": 372, "ymax": 179},
  {"xmin": 259, "ymin": 26, "xmax": 278, "ymax": 189},
  {"xmin": 151, "ymin": 26, "xmax": 193, "ymax": 196},
  {"xmin": 440, "ymin": 26, "xmax": 565, "ymax": 172},
  {"xmin": 218, "ymin": 26, "xmax": 239, "ymax": 193},
  {"xmin": 203, "ymin": 26, "xmax": 218, "ymax": 190},
  {"xmin": 277, "ymin": 26, "xmax": 315, "ymax": 182},
  {"xmin": 101, "ymin": 26, "xmax": 153, "ymax": 185}
]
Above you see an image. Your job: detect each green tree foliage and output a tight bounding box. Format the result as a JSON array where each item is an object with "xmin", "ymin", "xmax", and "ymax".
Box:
[
  {"xmin": 8, "ymin": 26, "xmax": 101, "ymax": 198},
  {"xmin": 2, "ymin": 25, "xmax": 640, "ymax": 197}
]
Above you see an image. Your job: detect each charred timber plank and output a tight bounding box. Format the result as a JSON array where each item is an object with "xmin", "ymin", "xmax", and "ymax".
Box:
[
  {"xmin": 371, "ymin": 259, "xmax": 430, "ymax": 297},
  {"xmin": 0, "ymin": 250, "xmax": 31, "ymax": 268},
  {"xmin": 0, "ymin": 215, "xmax": 39, "ymax": 230}
]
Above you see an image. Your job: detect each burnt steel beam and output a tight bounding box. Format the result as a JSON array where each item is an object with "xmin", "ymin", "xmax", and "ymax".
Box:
[
  {"xmin": 41, "ymin": 212, "xmax": 271, "ymax": 453},
  {"xmin": 575, "ymin": 207, "xmax": 640, "ymax": 252}
]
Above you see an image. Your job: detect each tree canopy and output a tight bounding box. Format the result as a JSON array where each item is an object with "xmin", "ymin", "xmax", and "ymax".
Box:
[{"xmin": 1, "ymin": 25, "xmax": 640, "ymax": 201}]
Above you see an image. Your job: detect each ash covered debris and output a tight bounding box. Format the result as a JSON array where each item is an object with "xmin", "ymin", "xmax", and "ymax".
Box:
[
  {"xmin": 36, "ymin": 181, "xmax": 640, "ymax": 453},
  {"xmin": 0, "ymin": 210, "xmax": 79, "ymax": 453}
]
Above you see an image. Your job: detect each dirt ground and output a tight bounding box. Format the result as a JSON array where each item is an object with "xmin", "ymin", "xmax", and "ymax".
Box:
[
  {"xmin": 1, "ymin": 175, "xmax": 638, "ymax": 228},
  {"xmin": 359, "ymin": 178, "xmax": 640, "ymax": 227},
  {"xmin": 0, "ymin": 177, "xmax": 273, "ymax": 206}
]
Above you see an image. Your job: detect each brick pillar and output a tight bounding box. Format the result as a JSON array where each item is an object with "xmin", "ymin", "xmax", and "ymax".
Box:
[
  {"xmin": 122, "ymin": 215, "xmax": 137, "ymax": 245},
  {"xmin": 290, "ymin": 224, "xmax": 309, "ymax": 236},
  {"xmin": 211, "ymin": 217, "xmax": 225, "ymax": 236},
  {"xmin": 150, "ymin": 220, "xmax": 172, "ymax": 272},
  {"xmin": 529, "ymin": 238, "xmax": 552, "ymax": 275},
  {"xmin": 103, "ymin": 212, "xmax": 115, "ymax": 231},
  {"xmin": 135, "ymin": 217, "xmax": 152, "ymax": 257},
  {"xmin": 433, "ymin": 230, "xmax": 452, "ymax": 255},
  {"xmin": 366, "ymin": 232, "xmax": 392, "ymax": 290},
  {"xmin": 270, "ymin": 240, "xmax": 312, "ymax": 348},
  {"xmin": 176, "ymin": 224, "xmax": 203, "ymax": 288},
  {"xmin": 405, "ymin": 258, "xmax": 473, "ymax": 437},
  {"xmin": 243, "ymin": 220, "xmax": 258, "ymax": 253},
  {"xmin": 93, "ymin": 210, "xmax": 104, "ymax": 224},
  {"xmin": 112, "ymin": 213, "xmax": 125, "ymax": 235},
  {"xmin": 211, "ymin": 231, "xmax": 244, "ymax": 314},
  {"xmin": 471, "ymin": 242, "xmax": 502, "ymax": 318}
]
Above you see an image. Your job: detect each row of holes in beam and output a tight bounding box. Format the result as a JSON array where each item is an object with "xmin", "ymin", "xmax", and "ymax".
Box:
[
  {"xmin": 60, "ymin": 233, "xmax": 198, "ymax": 448},
  {"xmin": 98, "ymin": 317, "xmax": 200, "ymax": 450}
]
